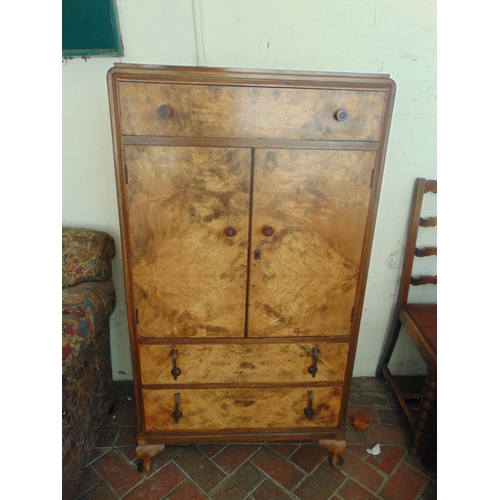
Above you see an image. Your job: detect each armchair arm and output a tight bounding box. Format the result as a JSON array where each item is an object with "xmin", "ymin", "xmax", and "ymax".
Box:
[{"xmin": 62, "ymin": 228, "xmax": 116, "ymax": 289}]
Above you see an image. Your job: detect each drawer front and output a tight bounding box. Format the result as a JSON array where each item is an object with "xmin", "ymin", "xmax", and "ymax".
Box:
[
  {"xmin": 139, "ymin": 342, "xmax": 349, "ymax": 385},
  {"xmin": 118, "ymin": 82, "xmax": 385, "ymax": 141},
  {"xmin": 143, "ymin": 386, "xmax": 341, "ymax": 431}
]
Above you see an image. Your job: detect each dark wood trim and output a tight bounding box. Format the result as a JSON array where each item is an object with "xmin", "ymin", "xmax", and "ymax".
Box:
[
  {"xmin": 109, "ymin": 63, "xmax": 394, "ymax": 91},
  {"xmin": 121, "ymin": 136, "xmax": 380, "ymax": 151},
  {"xmin": 340, "ymin": 80, "xmax": 396, "ymax": 423},
  {"xmin": 141, "ymin": 381, "xmax": 343, "ymax": 391},
  {"xmin": 136, "ymin": 428, "xmax": 346, "ymax": 445},
  {"xmin": 137, "ymin": 336, "xmax": 351, "ymax": 345}
]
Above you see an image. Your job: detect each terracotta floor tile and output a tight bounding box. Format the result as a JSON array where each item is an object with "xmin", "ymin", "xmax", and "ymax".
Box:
[
  {"xmin": 123, "ymin": 463, "xmax": 185, "ymax": 500},
  {"xmin": 102, "ymin": 408, "xmax": 137, "ymax": 428},
  {"xmin": 351, "ymin": 378, "xmax": 390, "ymax": 393},
  {"xmin": 346, "ymin": 424, "xmax": 366, "ymax": 445},
  {"xmin": 342, "ymin": 451, "xmax": 385, "ymax": 492},
  {"xmin": 143, "ymin": 446, "xmax": 187, "ymax": 477},
  {"xmin": 74, "ymin": 467, "xmax": 102, "ymax": 499},
  {"xmin": 210, "ymin": 462, "xmax": 265, "ymax": 500},
  {"xmin": 92, "ymin": 450, "xmax": 144, "ymax": 497},
  {"xmin": 337, "ymin": 479, "xmax": 380, "ymax": 500},
  {"xmin": 379, "ymin": 462, "xmax": 428, "ymax": 500},
  {"xmin": 418, "ymin": 480, "xmax": 437, "ymax": 500},
  {"xmin": 267, "ymin": 444, "xmax": 300, "ymax": 458},
  {"xmin": 85, "ymin": 447, "xmax": 112, "ymax": 467},
  {"xmin": 173, "ymin": 446, "xmax": 226, "ymax": 494},
  {"xmin": 350, "ymin": 392, "xmax": 392, "ymax": 408},
  {"xmin": 213, "ymin": 444, "xmax": 260, "ymax": 474},
  {"xmin": 363, "ymin": 425, "xmax": 410, "ymax": 446},
  {"xmin": 290, "ymin": 444, "xmax": 329, "ymax": 472},
  {"xmin": 78, "ymin": 480, "xmax": 120, "ymax": 500},
  {"xmin": 116, "ymin": 446, "xmax": 138, "ymax": 464},
  {"xmin": 196, "ymin": 444, "xmax": 227, "ymax": 459},
  {"xmin": 347, "ymin": 444, "xmax": 370, "ymax": 460},
  {"xmin": 251, "ymin": 479, "xmax": 295, "ymax": 500},
  {"xmin": 251, "ymin": 446, "xmax": 304, "ymax": 491},
  {"xmin": 366, "ymin": 445, "xmax": 406, "ymax": 475},
  {"xmin": 293, "ymin": 461, "xmax": 346, "ymax": 500},
  {"xmin": 95, "ymin": 427, "xmax": 119, "ymax": 447},
  {"xmin": 114, "ymin": 427, "xmax": 137, "ymax": 447},
  {"xmin": 167, "ymin": 479, "xmax": 208, "ymax": 500},
  {"xmin": 377, "ymin": 408, "xmax": 408, "ymax": 425}
]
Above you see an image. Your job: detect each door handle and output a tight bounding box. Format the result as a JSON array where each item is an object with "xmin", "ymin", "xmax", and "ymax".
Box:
[{"xmin": 254, "ymin": 249, "xmax": 261, "ymax": 261}]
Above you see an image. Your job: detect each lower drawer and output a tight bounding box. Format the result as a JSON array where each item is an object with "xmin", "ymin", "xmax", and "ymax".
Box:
[
  {"xmin": 142, "ymin": 386, "xmax": 342, "ymax": 432},
  {"xmin": 139, "ymin": 341, "xmax": 349, "ymax": 385}
]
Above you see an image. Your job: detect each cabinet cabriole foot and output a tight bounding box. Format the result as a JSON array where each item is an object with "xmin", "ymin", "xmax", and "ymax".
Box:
[
  {"xmin": 135, "ymin": 444, "xmax": 165, "ymax": 473},
  {"xmin": 319, "ymin": 438, "xmax": 347, "ymax": 470}
]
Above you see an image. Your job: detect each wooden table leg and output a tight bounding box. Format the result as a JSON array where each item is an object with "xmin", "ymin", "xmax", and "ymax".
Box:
[
  {"xmin": 319, "ymin": 438, "xmax": 347, "ymax": 470},
  {"xmin": 136, "ymin": 444, "xmax": 165, "ymax": 473}
]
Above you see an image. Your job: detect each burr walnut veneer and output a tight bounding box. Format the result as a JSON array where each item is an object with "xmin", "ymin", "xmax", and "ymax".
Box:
[{"xmin": 107, "ymin": 64, "xmax": 396, "ymax": 472}]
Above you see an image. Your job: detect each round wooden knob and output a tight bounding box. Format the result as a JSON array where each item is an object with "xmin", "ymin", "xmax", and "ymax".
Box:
[
  {"xmin": 158, "ymin": 105, "xmax": 172, "ymax": 118},
  {"xmin": 224, "ymin": 227, "xmax": 237, "ymax": 237},
  {"xmin": 262, "ymin": 226, "xmax": 275, "ymax": 237},
  {"xmin": 335, "ymin": 109, "xmax": 349, "ymax": 122}
]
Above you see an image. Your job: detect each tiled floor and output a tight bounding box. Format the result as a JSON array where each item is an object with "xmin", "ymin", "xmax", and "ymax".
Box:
[{"xmin": 73, "ymin": 378, "xmax": 436, "ymax": 500}]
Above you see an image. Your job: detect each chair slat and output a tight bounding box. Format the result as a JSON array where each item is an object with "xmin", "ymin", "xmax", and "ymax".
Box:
[
  {"xmin": 414, "ymin": 247, "xmax": 437, "ymax": 257},
  {"xmin": 410, "ymin": 275, "xmax": 437, "ymax": 286},
  {"xmin": 419, "ymin": 217, "xmax": 437, "ymax": 227}
]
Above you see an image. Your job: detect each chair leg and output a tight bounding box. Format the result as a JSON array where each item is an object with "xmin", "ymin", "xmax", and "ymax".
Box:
[
  {"xmin": 408, "ymin": 372, "xmax": 436, "ymax": 457},
  {"xmin": 375, "ymin": 317, "xmax": 402, "ymax": 378}
]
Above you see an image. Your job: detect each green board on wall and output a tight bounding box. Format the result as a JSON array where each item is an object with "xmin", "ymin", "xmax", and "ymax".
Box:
[{"xmin": 62, "ymin": 0, "xmax": 123, "ymax": 57}]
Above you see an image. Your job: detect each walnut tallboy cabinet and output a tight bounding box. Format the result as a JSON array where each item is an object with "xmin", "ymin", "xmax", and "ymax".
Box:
[{"xmin": 107, "ymin": 64, "xmax": 396, "ymax": 472}]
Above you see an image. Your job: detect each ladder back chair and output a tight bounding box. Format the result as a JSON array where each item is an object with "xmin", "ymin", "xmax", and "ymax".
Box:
[{"xmin": 376, "ymin": 177, "xmax": 437, "ymax": 462}]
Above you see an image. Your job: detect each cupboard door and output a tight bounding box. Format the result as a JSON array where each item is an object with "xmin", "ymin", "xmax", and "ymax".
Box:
[
  {"xmin": 248, "ymin": 149, "xmax": 376, "ymax": 337},
  {"xmin": 125, "ymin": 146, "xmax": 251, "ymax": 338}
]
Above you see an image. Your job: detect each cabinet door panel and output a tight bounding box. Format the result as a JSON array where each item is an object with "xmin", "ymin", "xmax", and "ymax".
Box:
[
  {"xmin": 248, "ymin": 149, "xmax": 376, "ymax": 337},
  {"xmin": 125, "ymin": 146, "xmax": 251, "ymax": 338}
]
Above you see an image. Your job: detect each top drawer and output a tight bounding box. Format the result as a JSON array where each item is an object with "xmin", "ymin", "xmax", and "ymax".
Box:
[{"xmin": 118, "ymin": 82, "xmax": 386, "ymax": 141}]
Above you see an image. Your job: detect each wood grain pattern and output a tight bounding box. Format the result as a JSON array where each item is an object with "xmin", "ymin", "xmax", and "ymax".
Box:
[
  {"xmin": 125, "ymin": 145, "xmax": 251, "ymax": 338},
  {"xmin": 118, "ymin": 82, "xmax": 385, "ymax": 142},
  {"xmin": 248, "ymin": 149, "xmax": 376, "ymax": 337},
  {"xmin": 142, "ymin": 386, "xmax": 342, "ymax": 431},
  {"xmin": 139, "ymin": 341, "xmax": 349, "ymax": 385}
]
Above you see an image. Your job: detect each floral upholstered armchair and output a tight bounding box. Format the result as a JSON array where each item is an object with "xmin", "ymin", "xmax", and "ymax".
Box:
[{"xmin": 62, "ymin": 228, "xmax": 116, "ymax": 499}]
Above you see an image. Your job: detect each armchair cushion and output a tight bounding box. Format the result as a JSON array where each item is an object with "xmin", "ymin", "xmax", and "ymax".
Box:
[
  {"xmin": 62, "ymin": 227, "xmax": 115, "ymax": 289},
  {"xmin": 62, "ymin": 281, "xmax": 116, "ymax": 371}
]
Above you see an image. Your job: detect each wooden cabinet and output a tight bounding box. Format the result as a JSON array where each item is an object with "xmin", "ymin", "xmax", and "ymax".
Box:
[{"xmin": 107, "ymin": 64, "xmax": 395, "ymax": 472}]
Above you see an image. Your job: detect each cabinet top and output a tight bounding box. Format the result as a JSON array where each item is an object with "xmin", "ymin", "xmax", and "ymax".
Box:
[{"xmin": 108, "ymin": 63, "xmax": 395, "ymax": 90}]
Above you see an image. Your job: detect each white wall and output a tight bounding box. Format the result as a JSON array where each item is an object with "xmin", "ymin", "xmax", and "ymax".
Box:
[{"xmin": 62, "ymin": 0, "xmax": 436, "ymax": 380}]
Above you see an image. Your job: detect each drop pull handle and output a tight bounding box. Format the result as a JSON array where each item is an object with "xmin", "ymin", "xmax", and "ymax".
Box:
[
  {"xmin": 171, "ymin": 349, "xmax": 181, "ymax": 380},
  {"xmin": 304, "ymin": 390, "xmax": 314, "ymax": 420},
  {"xmin": 173, "ymin": 393, "xmax": 183, "ymax": 423},
  {"xmin": 308, "ymin": 347, "xmax": 319, "ymax": 378},
  {"xmin": 254, "ymin": 249, "xmax": 261, "ymax": 261}
]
